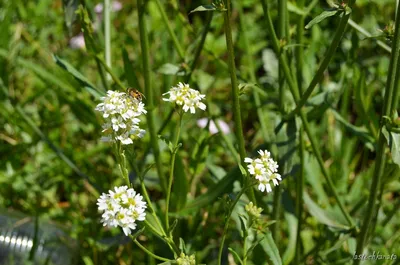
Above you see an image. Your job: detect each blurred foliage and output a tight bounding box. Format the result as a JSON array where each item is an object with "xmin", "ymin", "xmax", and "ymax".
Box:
[{"xmin": 0, "ymin": 0, "xmax": 399, "ymax": 264}]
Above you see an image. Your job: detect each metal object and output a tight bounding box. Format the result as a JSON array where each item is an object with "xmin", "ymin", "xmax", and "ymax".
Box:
[{"xmin": 0, "ymin": 210, "xmax": 77, "ymax": 265}]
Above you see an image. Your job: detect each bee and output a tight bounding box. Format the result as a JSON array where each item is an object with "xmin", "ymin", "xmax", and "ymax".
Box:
[{"xmin": 126, "ymin": 88, "xmax": 145, "ymax": 101}]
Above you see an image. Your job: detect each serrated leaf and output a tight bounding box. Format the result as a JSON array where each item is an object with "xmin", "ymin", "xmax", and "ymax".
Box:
[
  {"xmin": 305, "ymin": 10, "xmax": 339, "ymax": 29},
  {"xmin": 189, "ymin": 5, "xmax": 216, "ymax": 14}
]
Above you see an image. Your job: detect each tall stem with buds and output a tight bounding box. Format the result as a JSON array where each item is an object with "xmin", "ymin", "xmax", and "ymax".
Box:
[
  {"xmin": 355, "ymin": 2, "xmax": 400, "ymax": 261},
  {"xmin": 137, "ymin": 0, "xmax": 167, "ymax": 192}
]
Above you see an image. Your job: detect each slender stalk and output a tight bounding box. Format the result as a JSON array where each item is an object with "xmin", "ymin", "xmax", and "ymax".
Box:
[
  {"xmin": 218, "ymin": 187, "xmax": 248, "ymax": 265},
  {"xmin": 237, "ymin": 0, "xmax": 270, "ymax": 143},
  {"xmin": 296, "ymin": 0, "xmax": 305, "ymax": 93},
  {"xmin": 186, "ymin": 12, "xmax": 214, "ymax": 82},
  {"xmin": 165, "ymin": 112, "xmax": 183, "ymax": 233},
  {"xmin": 284, "ymin": 1, "xmax": 356, "ymax": 121},
  {"xmin": 271, "ymin": 0, "xmax": 288, "ymax": 241},
  {"xmin": 295, "ymin": 128, "xmax": 305, "ymax": 265},
  {"xmin": 355, "ymin": 3, "xmax": 400, "ymax": 261},
  {"xmin": 104, "ymin": 0, "xmax": 111, "ymax": 80},
  {"xmin": 96, "ymin": 54, "xmax": 125, "ymax": 90},
  {"xmin": 223, "ymin": 0, "xmax": 256, "ymax": 203},
  {"xmin": 243, "ymin": 232, "xmax": 248, "ymax": 265},
  {"xmin": 141, "ymin": 15, "xmax": 213, "ymax": 165},
  {"xmin": 133, "ymin": 239, "xmax": 171, "ymax": 262},
  {"xmin": 154, "ymin": 0, "xmax": 185, "ymax": 61},
  {"xmin": 137, "ymin": 0, "xmax": 167, "ymax": 192},
  {"xmin": 261, "ymin": 0, "xmax": 355, "ymax": 227}
]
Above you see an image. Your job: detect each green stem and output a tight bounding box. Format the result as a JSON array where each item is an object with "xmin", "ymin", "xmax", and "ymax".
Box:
[
  {"xmin": 96, "ymin": 54, "xmax": 125, "ymax": 91},
  {"xmin": 165, "ymin": 112, "xmax": 183, "ymax": 233},
  {"xmin": 186, "ymin": 12, "xmax": 214, "ymax": 82},
  {"xmin": 237, "ymin": 0, "xmax": 270, "ymax": 143},
  {"xmin": 104, "ymin": 0, "xmax": 111, "ymax": 80},
  {"xmin": 133, "ymin": 239, "xmax": 171, "ymax": 262},
  {"xmin": 261, "ymin": 0, "xmax": 355, "ymax": 228},
  {"xmin": 223, "ymin": 0, "xmax": 256, "ymax": 203},
  {"xmin": 154, "ymin": 0, "xmax": 185, "ymax": 61},
  {"xmin": 284, "ymin": 2, "xmax": 356, "ymax": 121},
  {"xmin": 296, "ymin": 0, "xmax": 305, "ymax": 93},
  {"xmin": 355, "ymin": 3, "xmax": 400, "ymax": 261},
  {"xmin": 218, "ymin": 187, "xmax": 248, "ymax": 265},
  {"xmin": 137, "ymin": 0, "xmax": 167, "ymax": 192},
  {"xmin": 243, "ymin": 233, "xmax": 248, "ymax": 265},
  {"xmin": 295, "ymin": 128, "xmax": 305, "ymax": 265}
]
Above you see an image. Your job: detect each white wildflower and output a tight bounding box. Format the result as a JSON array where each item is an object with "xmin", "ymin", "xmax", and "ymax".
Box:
[
  {"xmin": 95, "ymin": 90, "xmax": 147, "ymax": 145},
  {"xmin": 244, "ymin": 149, "xmax": 281, "ymax": 193},
  {"xmin": 163, "ymin": 82, "xmax": 206, "ymax": 114},
  {"xmin": 97, "ymin": 186, "xmax": 147, "ymax": 236}
]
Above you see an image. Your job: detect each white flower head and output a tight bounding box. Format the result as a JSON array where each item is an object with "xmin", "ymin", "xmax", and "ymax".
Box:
[
  {"xmin": 244, "ymin": 149, "xmax": 281, "ymax": 193},
  {"xmin": 97, "ymin": 185, "xmax": 147, "ymax": 236},
  {"xmin": 163, "ymin": 82, "xmax": 206, "ymax": 114},
  {"xmin": 95, "ymin": 90, "xmax": 147, "ymax": 145}
]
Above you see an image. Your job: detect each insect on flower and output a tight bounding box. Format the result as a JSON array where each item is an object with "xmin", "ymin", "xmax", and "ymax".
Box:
[{"xmin": 126, "ymin": 88, "xmax": 145, "ymax": 101}]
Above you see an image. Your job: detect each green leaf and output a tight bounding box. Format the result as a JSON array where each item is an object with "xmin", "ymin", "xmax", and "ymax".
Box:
[
  {"xmin": 189, "ymin": 5, "xmax": 216, "ymax": 14},
  {"xmin": 238, "ymin": 215, "xmax": 248, "ymax": 238},
  {"xmin": 122, "ymin": 48, "xmax": 141, "ymax": 90},
  {"xmin": 53, "ymin": 55, "xmax": 101, "ymax": 94},
  {"xmin": 282, "ymin": 213, "xmax": 297, "ymax": 265},
  {"xmin": 62, "ymin": 0, "xmax": 79, "ymax": 35},
  {"xmin": 305, "ymin": 10, "xmax": 339, "ymax": 29},
  {"xmin": 179, "ymin": 238, "xmax": 186, "ymax": 253},
  {"xmin": 158, "ymin": 135, "xmax": 174, "ymax": 153},
  {"xmin": 129, "ymin": 226, "xmax": 145, "ymax": 240},
  {"xmin": 228, "ymin": 248, "xmax": 243, "ymax": 265},
  {"xmin": 331, "ymin": 109, "xmax": 375, "ymax": 149},
  {"xmin": 176, "ymin": 167, "xmax": 240, "ymax": 216},
  {"xmin": 382, "ymin": 126, "xmax": 400, "ymax": 167},
  {"xmin": 303, "ymin": 192, "xmax": 350, "ymax": 230},
  {"xmin": 168, "ymin": 219, "xmax": 178, "ymax": 235},
  {"xmin": 287, "ymin": 2, "xmax": 306, "ymax": 16},
  {"xmin": 261, "ymin": 231, "xmax": 282, "ymax": 265},
  {"xmin": 172, "ymin": 154, "xmax": 188, "ymax": 210},
  {"xmin": 246, "ymin": 236, "xmax": 265, "ymax": 258}
]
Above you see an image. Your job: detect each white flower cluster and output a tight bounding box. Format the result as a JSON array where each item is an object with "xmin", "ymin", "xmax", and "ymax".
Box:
[
  {"xmin": 163, "ymin": 82, "xmax": 206, "ymax": 114},
  {"xmin": 244, "ymin": 150, "xmax": 282, "ymax": 193},
  {"xmin": 97, "ymin": 186, "xmax": 147, "ymax": 236},
  {"xmin": 95, "ymin": 90, "xmax": 147, "ymax": 145}
]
